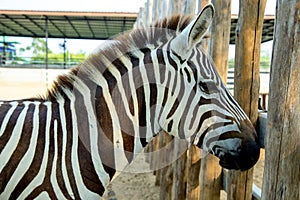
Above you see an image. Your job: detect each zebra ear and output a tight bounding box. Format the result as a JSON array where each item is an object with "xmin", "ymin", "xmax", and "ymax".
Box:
[
  {"xmin": 187, "ymin": 4, "xmax": 214, "ymax": 46},
  {"xmin": 171, "ymin": 4, "xmax": 214, "ymax": 55}
]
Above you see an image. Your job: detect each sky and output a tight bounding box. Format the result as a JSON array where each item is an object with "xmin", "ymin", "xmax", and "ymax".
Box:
[
  {"xmin": 1, "ymin": 0, "xmax": 276, "ymax": 14},
  {"xmin": 1, "ymin": 0, "xmax": 145, "ymax": 13},
  {"xmin": 1, "ymin": 0, "xmax": 276, "ymax": 58}
]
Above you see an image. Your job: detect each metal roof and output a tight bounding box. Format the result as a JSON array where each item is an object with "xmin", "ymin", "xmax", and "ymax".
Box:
[
  {"xmin": 230, "ymin": 14, "xmax": 275, "ymax": 44},
  {"xmin": 0, "ymin": 10, "xmax": 274, "ymax": 43},
  {"xmin": 0, "ymin": 10, "xmax": 137, "ymax": 40}
]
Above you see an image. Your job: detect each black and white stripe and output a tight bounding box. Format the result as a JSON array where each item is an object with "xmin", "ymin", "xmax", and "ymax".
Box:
[{"xmin": 0, "ymin": 4, "xmax": 260, "ymax": 199}]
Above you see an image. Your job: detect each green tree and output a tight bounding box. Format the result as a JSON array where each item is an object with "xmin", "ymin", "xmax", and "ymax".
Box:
[
  {"xmin": 19, "ymin": 38, "xmax": 87, "ymax": 65},
  {"xmin": 19, "ymin": 38, "xmax": 53, "ymax": 56},
  {"xmin": 31, "ymin": 38, "xmax": 53, "ymax": 55},
  {"xmin": 228, "ymin": 50, "xmax": 271, "ymax": 69},
  {"xmin": 260, "ymin": 49, "xmax": 271, "ymax": 69}
]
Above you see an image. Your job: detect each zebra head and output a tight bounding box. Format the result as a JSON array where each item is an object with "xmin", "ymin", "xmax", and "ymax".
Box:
[
  {"xmin": 159, "ymin": 4, "xmax": 260, "ymax": 171},
  {"xmin": 64, "ymin": 4, "xmax": 259, "ymax": 172}
]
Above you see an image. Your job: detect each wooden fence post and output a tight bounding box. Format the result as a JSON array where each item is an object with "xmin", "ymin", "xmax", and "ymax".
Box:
[
  {"xmin": 182, "ymin": 0, "xmax": 196, "ymax": 14},
  {"xmin": 159, "ymin": 1, "xmax": 193, "ymax": 199},
  {"xmin": 159, "ymin": 133, "xmax": 173, "ymax": 200},
  {"xmin": 180, "ymin": 1, "xmax": 201, "ymax": 199},
  {"xmin": 227, "ymin": 0, "xmax": 266, "ymax": 199},
  {"xmin": 199, "ymin": 153, "xmax": 222, "ymax": 199},
  {"xmin": 154, "ymin": 133, "xmax": 163, "ymax": 186},
  {"xmin": 158, "ymin": 0, "xmax": 168, "ymax": 21},
  {"xmin": 197, "ymin": 1, "xmax": 230, "ymax": 199},
  {"xmin": 186, "ymin": 146, "xmax": 201, "ymax": 199},
  {"xmin": 144, "ymin": 0, "xmax": 152, "ymax": 27},
  {"xmin": 171, "ymin": 139, "xmax": 188, "ymax": 200},
  {"xmin": 168, "ymin": 0, "xmax": 182, "ymax": 16},
  {"xmin": 209, "ymin": 0, "xmax": 231, "ymax": 83},
  {"xmin": 152, "ymin": 0, "xmax": 158, "ymax": 23},
  {"xmin": 199, "ymin": 0, "xmax": 211, "ymax": 11},
  {"xmin": 261, "ymin": 1, "xmax": 300, "ymax": 199}
]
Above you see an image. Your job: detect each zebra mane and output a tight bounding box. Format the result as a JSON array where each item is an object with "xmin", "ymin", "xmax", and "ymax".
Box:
[{"xmin": 44, "ymin": 14, "xmax": 194, "ymax": 101}]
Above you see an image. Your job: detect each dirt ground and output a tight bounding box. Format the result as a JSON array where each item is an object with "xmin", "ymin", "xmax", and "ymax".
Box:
[
  {"xmin": 101, "ymin": 150, "xmax": 264, "ymax": 200},
  {"xmin": 0, "ymin": 68, "xmax": 265, "ymax": 200}
]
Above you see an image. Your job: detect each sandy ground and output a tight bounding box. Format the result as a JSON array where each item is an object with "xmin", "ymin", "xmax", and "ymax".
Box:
[
  {"xmin": 0, "ymin": 68, "xmax": 265, "ymax": 199},
  {"xmin": 0, "ymin": 68, "xmax": 67, "ymax": 100},
  {"xmin": 101, "ymin": 150, "xmax": 265, "ymax": 200}
]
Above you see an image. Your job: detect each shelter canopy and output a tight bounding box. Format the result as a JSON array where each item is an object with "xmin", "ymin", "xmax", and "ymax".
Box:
[
  {"xmin": 0, "ymin": 10, "xmax": 137, "ymax": 40},
  {"xmin": 0, "ymin": 10, "xmax": 274, "ymax": 44}
]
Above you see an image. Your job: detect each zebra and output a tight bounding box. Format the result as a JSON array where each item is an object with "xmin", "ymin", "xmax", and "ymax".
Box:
[{"xmin": 0, "ymin": 4, "xmax": 260, "ymax": 199}]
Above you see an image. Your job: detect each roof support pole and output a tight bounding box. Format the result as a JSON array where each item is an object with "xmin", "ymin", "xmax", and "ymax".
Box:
[
  {"xmin": 1, "ymin": 36, "xmax": 6, "ymax": 65},
  {"xmin": 63, "ymin": 38, "xmax": 66, "ymax": 69},
  {"xmin": 45, "ymin": 17, "xmax": 49, "ymax": 84}
]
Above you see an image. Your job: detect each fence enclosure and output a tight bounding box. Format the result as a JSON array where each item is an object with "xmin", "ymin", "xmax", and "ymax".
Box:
[{"xmin": 136, "ymin": 0, "xmax": 298, "ymax": 200}]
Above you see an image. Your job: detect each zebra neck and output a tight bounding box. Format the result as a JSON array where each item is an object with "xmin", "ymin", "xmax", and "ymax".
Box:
[
  {"xmin": 45, "ymin": 47, "xmax": 172, "ymax": 179},
  {"xmin": 55, "ymin": 81, "xmax": 161, "ymax": 180}
]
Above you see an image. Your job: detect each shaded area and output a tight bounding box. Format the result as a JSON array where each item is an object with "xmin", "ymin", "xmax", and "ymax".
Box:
[
  {"xmin": 0, "ymin": 10, "xmax": 137, "ymax": 40},
  {"xmin": 0, "ymin": 10, "xmax": 274, "ymax": 44}
]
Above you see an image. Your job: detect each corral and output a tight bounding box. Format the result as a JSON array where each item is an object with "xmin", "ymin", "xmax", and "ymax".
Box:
[
  {"xmin": 131, "ymin": 0, "xmax": 299, "ymax": 199},
  {"xmin": 0, "ymin": 0, "xmax": 299, "ymax": 200}
]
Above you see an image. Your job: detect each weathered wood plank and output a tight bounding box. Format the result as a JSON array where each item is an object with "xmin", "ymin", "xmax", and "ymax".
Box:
[
  {"xmin": 182, "ymin": 0, "xmax": 196, "ymax": 14},
  {"xmin": 261, "ymin": 1, "xmax": 300, "ymax": 199},
  {"xmin": 227, "ymin": 0, "xmax": 267, "ymax": 199},
  {"xmin": 186, "ymin": 146, "xmax": 201, "ymax": 199},
  {"xmin": 168, "ymin": 0, "xmax": 182, "ymax": 16},
  {"xmin": 199, "ymin": 153, "xmax": 222, "ymax": 199},
  {"xmin": 159, "ymin": 132, "xmax": 173, "ymax": 200},
  {"xmin": 209, "ymin": 0, "xmax": 231, "ymax": 83},
  {"xmin": 171, "ymin": 139, "xmax": 187, "ymax": 200},
  {"xmin": 197, "ymin": 1, "xmax": 230, "ymax": 199},
  {"xmin": 233, "ymin": 0, "xmax": 266, "ymax": 124}
]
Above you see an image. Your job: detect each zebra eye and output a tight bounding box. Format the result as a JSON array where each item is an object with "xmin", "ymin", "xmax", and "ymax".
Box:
[{"xmin": 199, "ymin": 81, "xmax": 219, "ymax": 94}]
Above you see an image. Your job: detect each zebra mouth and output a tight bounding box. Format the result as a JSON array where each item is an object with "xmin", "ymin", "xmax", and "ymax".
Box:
[
  {"xmin": 213, "ymin": 141, "xmax": 260, "ymax": 171},
  {"xmin": 218, "ymin": 155, "xmax": 240, "ymax": 170},
  {"xmin": 213, "ymin": 147, "xmax": 241, "ymax": 170}
]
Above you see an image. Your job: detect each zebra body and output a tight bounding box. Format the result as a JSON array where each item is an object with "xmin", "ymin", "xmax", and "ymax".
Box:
[
  {"xmin": 0, "ymin": 4, "xmax": 260, "ymax": 199},
  {"xmin": 0, "ymin": 100, "xmax": 106, "ymax": 199}
]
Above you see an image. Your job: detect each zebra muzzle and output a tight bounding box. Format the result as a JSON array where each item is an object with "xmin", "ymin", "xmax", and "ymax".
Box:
[
  {"xmin": 217, "ymin": 139, "xmax": 260, "ymax": 171},
  {"xmin": 212, "ymin": 120, "xmax": 260, "ymax": 171}
]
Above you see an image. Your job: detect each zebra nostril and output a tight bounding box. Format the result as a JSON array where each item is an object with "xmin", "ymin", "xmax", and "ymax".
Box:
[
  {"xmin": 237, "ymin": 146, "xmax": 242, "ymax": 153},
  {"xmin": 218, "ymin": 151, "xmax": 225, "ymax": 159},
  {"xmin": 213, "ymin": 146, "xmax": 226, "ymax": 158}
]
